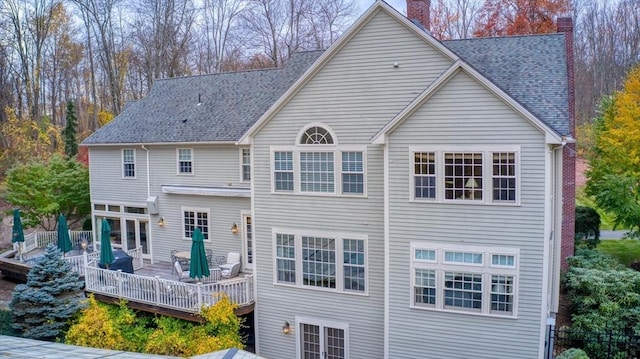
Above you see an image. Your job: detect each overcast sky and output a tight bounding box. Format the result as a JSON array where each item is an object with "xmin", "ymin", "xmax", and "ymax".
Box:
[{"xmin": 357, "ymin": 0, "xmax": 407, "ymax": 16}]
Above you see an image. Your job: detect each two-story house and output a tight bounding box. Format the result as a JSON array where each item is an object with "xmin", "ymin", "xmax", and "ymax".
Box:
[{"xmin": 83, "ymin": 1, "xmax": 575, "ymax": 358}]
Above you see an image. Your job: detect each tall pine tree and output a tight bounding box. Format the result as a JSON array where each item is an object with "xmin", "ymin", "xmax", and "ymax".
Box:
[
  {"xmin": 10, "ymin": 245, "xmax": 85, "ymax": 341},
  {"xmin": 62, "ymin": 100, "xmax": 78, "ymax": 158}
]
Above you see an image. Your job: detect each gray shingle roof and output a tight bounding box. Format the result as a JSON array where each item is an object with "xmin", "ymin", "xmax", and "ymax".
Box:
[
  {"xmin": 442, "ymin": 33, "xmax": 569, "ymax": 135},
  {"xmin": 82, "ymin": 51, "xmax": 323, "ymax": 145}
]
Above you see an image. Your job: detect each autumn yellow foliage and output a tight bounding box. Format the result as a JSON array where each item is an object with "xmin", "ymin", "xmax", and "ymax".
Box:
[
  {"xmin": 0, "ymin": 107, "xmax": 63, "ymax": 173},
  {"xmin": 66, "ymin": 294, "xmax": 243, "ymax": 357}
]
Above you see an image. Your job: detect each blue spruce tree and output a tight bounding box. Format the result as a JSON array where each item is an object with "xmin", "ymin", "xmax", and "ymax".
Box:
[{"xmin": 10, "ymin": 245, "xmax": 85, "ymax": 340}]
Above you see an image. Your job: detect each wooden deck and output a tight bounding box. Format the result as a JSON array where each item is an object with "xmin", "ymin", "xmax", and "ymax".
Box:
[{"xmin": 0, "ymin": 231, "xmax": 255, "ymax": 321}]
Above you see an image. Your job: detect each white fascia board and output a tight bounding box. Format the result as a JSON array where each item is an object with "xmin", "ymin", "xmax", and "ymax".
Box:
[
  {"xmin": 237, "ymin": 0, "xmax": 460, "ymax": 145},
  {"xmin": 161, "ymin": 185, "xmax": 251, "ymax": 197}
]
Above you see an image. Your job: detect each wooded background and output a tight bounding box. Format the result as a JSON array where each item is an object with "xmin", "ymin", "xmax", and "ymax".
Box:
[{"xmin": 0, "ymin": 0, "xmax": 637, "ymax": 145}]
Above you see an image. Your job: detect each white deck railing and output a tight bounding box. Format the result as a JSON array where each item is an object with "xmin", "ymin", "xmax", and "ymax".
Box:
[
  {"xmin": 83, "ymin": 260, "xmax": 255, "ymax": 313},
  {"xmin": 63, "ymin": 247, "xmax": 144, "ymax": 276}
]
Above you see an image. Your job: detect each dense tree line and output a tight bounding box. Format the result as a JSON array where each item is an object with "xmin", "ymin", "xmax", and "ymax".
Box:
[{"xmin": 0, "ymin": 0, "xmax": 636, "ymax": 148}]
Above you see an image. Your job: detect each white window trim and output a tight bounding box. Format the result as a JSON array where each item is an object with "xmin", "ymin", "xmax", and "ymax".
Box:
[
  {"xmin": 270, "ymin": 146, "xmax": 368, "ymax": 197},
  {"xmin": 122, "ymin": 148, "xmax": 136, "ymax": 179},
  {"xmin": 409, "ymin": 242, "xmax": 519, "ymax": 318},
  {"xmin": 409, "ymin": 145, "xmax": 521, "ymax": 205},
  {"xmin": 295, "ymin": 316, "xmax": 349, "ymax": 359},
  {"xmin": 296, "ymin": 122, "xmax": 339, "ymax": 146},
  {"xmin": 272, "ymin": 227, "xmax": 368, "ymax": 296},
  {"xmin": 181, "ymin": 206, "xmax": 210, "ymax": 242},
  {"xmin": 176, "ymin": 148, "xmax": 194, "ymax": 175},
  {"xmin": 239, "ymin": 147, "xmax": 251, "ymax": 183}
]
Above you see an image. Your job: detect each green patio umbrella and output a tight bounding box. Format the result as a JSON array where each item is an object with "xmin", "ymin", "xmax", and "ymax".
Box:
[
  {"xmin": 189, "ymin": 228, "xmax": 210, "ymax": 280},
  {"xmin": 99, "ymin": 218, "xmax": 114, "ymax": 268},
  {"xmin": 57, "ymin": 214, "xmax": 73, "ymax": 255},
  {"xmin": 11, "ymin": 209, "xmax": 24, "ymax": 260}
]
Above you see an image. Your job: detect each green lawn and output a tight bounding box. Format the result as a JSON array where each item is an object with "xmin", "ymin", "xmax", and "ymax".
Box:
[{"xmin": 597, "ymin": 239, "xmax": 640, "ymax": 266}]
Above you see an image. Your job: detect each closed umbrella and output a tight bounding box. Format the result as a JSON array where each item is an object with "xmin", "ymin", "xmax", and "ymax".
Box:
[
  {"xmin": 11, "ymin": 209, "xmax": 25, "ymax": 260},
  {"xmin": 99, "ymin": 218, "xmax": 114, "ymax": 268},
  {"xmin": 189, "ymin": 228, "xmax": 210, "ymax": 280},
  {"xmin": 57, "ymin": 214, "xmax": 73, "ymax": 255}
]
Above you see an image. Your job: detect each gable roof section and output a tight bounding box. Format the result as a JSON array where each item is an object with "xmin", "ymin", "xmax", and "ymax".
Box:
[
  {"xmin": 82, "ymin": 50, "xmax": 323, "ymax": 145},
  {"xmin": 371, "ymin": 60, "xmax": 564, "ymax": 145},
  {"xmin": 237, "ymin": 0, "xmax": 460, "ymax": 145},
  {"xmin": 442, "ymin": 34, "xmax": 569, "ymax": 136}
]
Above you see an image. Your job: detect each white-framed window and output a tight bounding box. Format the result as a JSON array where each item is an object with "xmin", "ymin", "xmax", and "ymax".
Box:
[
  {"xmin": 273, "ymin": 228, "xmax": 367, "ymax": 295},
  {"xmin": 182, "ymin": 207, "xmax": 209, "ymax": 240},
  {"xmin": 410, "ymin": 243, "xmax": 519, "ymax": 317},
  {"xmin": 271, "ymin": 123, "xmax": 366, "ymax": 196},
  {"xmin": 410, "ymin": 146, "xmax": 519, "ymax": 204},
  {"xmin": 296, "ymin": 317, "xmax": 349, "ymax": 359},
  {"xmin": 240, "ymin": 148, "xmax": 251, "ymax": 182},
  {"xmin": 177, "ymin": 148, "xmax": 193, "ymax": 174},
  {"xmin": 122, "ymin": 149, "xmax": 136, "ymax": 178}
]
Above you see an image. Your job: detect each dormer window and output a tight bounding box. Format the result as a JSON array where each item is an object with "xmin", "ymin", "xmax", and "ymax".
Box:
[{"xmin": 272, "ymin": 124, "xmax": 365, "ymax": 196}]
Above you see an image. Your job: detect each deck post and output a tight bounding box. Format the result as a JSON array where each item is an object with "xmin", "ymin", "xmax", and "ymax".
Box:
[
  {"xmin": 117, "ymin": 270, "xmax": 123, "ymax": 297},
  {"xmin": 245, "ymin": 276, "xmax": 251, "ymax": 303},
  {"xmin": 155, "ymin": 276, "xmax": 161, "ymax": 305},
  {"xmin": 197, "ymin": 283, "xmax": 203, "ymax": 309}
]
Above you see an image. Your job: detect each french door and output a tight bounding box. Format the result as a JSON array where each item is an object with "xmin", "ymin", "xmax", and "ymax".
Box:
[
  {"xmin": 125, "ymin": 219, "xmax": 150, "ymax": 259},
  {"xmin": 299, "ymin": 320, "xmax": 347, "ymax": 359}
]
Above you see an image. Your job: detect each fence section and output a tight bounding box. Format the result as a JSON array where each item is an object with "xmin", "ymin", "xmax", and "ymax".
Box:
[{"xmin": 552, "ymin": 327, "xmax": 640, "ymax": 359}]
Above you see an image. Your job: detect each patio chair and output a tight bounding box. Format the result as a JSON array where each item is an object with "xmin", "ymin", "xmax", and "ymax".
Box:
[
  {"xmin": 220, "ymin": 252, "xmax": 241, "ymax": 279},
  {"xmin": 174, "ymin": 261, "xmax": 192, "ymax": 282},
  {"xmin": 205, "ymin": 248, "xmax": 213, "ymax": 266},
  {"xmin": 170, "ymin": 250, "xmax": 179, "ymax": 274}
]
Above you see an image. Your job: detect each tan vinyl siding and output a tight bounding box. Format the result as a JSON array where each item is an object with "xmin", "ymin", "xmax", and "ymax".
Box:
[
  {"xmin": 89, "ymin": 147, "xmax": 148, "ymax": 204},
  {"xmin": 252, "ymin": 10, "xmax": 454, "ymax": 359},
  {"xmin": 386, "ymin": 71, "xmax": 547, "ymax": 358}
]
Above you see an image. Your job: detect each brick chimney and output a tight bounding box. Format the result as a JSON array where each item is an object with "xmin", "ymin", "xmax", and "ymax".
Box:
[
  {"xmin": 407, "ymin": 0, "xmax": 431, "ymax": 31},
  {"xmin": 557, "ymin": 17, "xmax": 575, "ymax": 271}
]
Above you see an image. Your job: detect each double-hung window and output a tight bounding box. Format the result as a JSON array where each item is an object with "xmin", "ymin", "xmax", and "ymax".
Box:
[
  {"xmin": 183, "ymin": 208, "xmax": 209, "ymax": 240},
  {"xmin": 411, "ymin": 243, "xmax": 518, "ymax": 317},
  {"xmin": 411, "ymin": 147, "xmax": 519, "ymax": 204},
  {"xmin": 273, "ymin": 229, "xmax": 367, "ymax": 294},
  {"xmin": 241, "ymin": 148, "xmax": 251, "ymax": 182},
  {"xmin": 122, "ymin": 149, "xmax": 135, "ymax": 178},
  {"xmin": 272, "ymin": 124, "xmax": 365, "ymax": 196},
  {"xmin": 177, "ymin": 148, "xmax": 193, "ymax": 174}
]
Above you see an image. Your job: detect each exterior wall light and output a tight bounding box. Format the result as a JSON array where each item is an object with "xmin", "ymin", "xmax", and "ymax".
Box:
[
  {"xmin": 282, "ymin": 321, "xmax": 290, "ymax": 335},
  {"xmin": 231, "ymin": 222, "xmax": 239, "ymax": 235},
  {"xmin": 158, "ymin": 217, "xmax": 165, "ymax": 227}
]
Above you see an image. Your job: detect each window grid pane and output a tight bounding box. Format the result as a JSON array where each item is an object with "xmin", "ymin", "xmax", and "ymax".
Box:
[
  {"xmin": 343, "ymin": 239, "xmax": 365, "ymax": 292},
  {"xmin": 301, "ymin": 126, "xmax": 334, "ymax": 145},
  {"xmin": 183, "ymin": 211, "xmax": 208, "ymax": 239},
  {"xmin": 491, "ymin": 275, "xmax": 514, "ymax": 313},
  {"xmin": 325, "ymin": 327, "xmax": 345, "ymax": 359},
  {"xmin": 242, "ymin": 148, "xmax": 251, "ymax": 181},
  {"xmin": 178, "ymin": 149, "xmax": 192, "ymax": 174},
  {"xmin": 444, "ymin": 152, "xmax": 483, "ymax": 200},
  {"xmin": 301, "ymin": 324, "xmax": 321, "ymax": 359},
  {"xmin": 342, "ymin": 151, "xmax": 364, "ymax": 194},
  {"xmin": 414, "ymin": 152, "xmax": 436, "ymax": 199},
  {"xmin": 123, "ymin": 149, "xmax": 135, "ymax": 177},
  {"xmin": 415, "ymin": 249, "xmax": 436, "ymax": 261},
  {"xmin": 274, "ymin": 151, "xmax": 294, "ymax": 191},
  {"xmin": 276, "ymin": 234, "xmax": 296, "ymax": 283},
  {"xmin": 493, "ymin": 152, "xmax": 516, "ymax": 202},
  {"xmin": 444, "ymin": 251, "xmax": 483, "ymax": 264},
  {"xmin": 415, "ymin": 269, "xmax": 436, "ymax": 306},
  {"xmin": 300, "ymin": 152, "xmax": 335, "ymax": 193},
  {"xmin": 491, "ymin": 254, "xmax": 515, "ymax": 267},
  {"xmin": 444, "ymin": 272, "xmax": 482, "ymax": 310},
  {"xmin": 302, "ymin": 236, "xmax": 336, "ymax": 288}
]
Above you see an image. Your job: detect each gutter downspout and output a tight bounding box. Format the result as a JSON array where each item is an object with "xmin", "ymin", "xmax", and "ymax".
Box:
[{"xmin": 141, "ymin": 145, "xmax": 150, "ymax": 197}]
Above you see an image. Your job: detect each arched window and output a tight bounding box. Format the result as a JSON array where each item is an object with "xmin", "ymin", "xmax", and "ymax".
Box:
[{"xmin": 300, "ymin": 126, "xmax": 334, "ymax": 145}]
